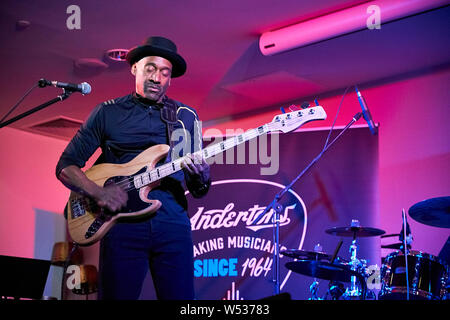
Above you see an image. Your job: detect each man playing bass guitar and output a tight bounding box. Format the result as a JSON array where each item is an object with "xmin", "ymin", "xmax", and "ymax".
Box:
[{"xmin": 56, "ymin": 36, "xmax": 211, "ymax": 300}]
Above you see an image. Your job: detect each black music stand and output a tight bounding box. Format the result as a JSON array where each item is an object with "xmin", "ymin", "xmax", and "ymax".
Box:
[{"xmin": 0, "ymin": 255, "xmax": 51, "ymax": 300}]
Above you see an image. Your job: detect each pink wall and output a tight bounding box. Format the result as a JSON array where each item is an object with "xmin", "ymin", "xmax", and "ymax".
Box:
[
  {"xmin": 0, "ymin": 127, "xmax": 101, "ymax": 299},
  {"xmin": 374, "ymin": 69, "xmax": 450, "ymax": 257},
  {"xmin": 0, "ymin": 128, "xmax": 68, "ymax": 258},
  {"xmin": 0, "ymin": 127, "xmax": 100, "ymax": 262}
]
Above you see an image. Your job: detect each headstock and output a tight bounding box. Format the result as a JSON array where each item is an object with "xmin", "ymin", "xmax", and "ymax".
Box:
[{"xmin": 268, "ymin": 106, "xmax": 327, "ymax": 133}]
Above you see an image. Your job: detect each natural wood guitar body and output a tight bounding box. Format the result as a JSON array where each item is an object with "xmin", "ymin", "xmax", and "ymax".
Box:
[{"xmin": 67, "ymin": 144, "xmax": 169, "ymax": 246}]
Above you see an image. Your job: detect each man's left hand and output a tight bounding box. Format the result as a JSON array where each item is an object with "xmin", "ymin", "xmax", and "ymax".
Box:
[{"xmin": 182, "ymin": 153, "xmax": 210, "ymax": 184}]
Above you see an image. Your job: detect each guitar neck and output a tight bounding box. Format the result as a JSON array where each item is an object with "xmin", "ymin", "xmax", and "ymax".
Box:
[
  {"xmin": 132, "ymin": 124, "xmax": 270, "ymax": 188},
  {"xmin": 202, "ymin": 124, "xmax": 269, "ymax": 160}
]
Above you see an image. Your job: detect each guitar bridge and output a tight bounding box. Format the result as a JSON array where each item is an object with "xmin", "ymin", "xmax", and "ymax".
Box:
[
  {"xmin": 71, "ymin": 197, "xmax": 101, "ymax": 219},
  {"xmin": 71, "ymin": 198, "xmax": 86, "ymax": 218}
]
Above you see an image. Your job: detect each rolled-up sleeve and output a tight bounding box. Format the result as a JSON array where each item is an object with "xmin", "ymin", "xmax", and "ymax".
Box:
[{"xmin": 55, "ymin": 104, "xmax": 105, "ymax": 177}]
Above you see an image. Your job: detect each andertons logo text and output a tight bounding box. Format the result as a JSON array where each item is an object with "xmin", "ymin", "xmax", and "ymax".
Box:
[{"xmin": 190, "ymin": 202, "xmax": 295, "ymax": 232}]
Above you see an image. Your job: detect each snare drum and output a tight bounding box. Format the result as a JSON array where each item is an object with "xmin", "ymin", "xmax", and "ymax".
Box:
[{"xmin": 379, "ymin": 250, "xmax": 448, "ymax": 300}]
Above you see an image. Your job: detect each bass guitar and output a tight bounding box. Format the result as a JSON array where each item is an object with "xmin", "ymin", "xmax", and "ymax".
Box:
[{"xmin": 66, "ymin": 105, "xmax": 327, "ymax": 245}]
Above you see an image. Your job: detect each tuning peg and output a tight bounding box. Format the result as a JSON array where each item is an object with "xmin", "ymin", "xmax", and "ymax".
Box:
[
  {"xmin": 289, "ymin": 104, "xmax": 299, "ymax": 111},
  {"xmin": 301, "ymin": 101, "xmax": 310, "ymax": 109}
]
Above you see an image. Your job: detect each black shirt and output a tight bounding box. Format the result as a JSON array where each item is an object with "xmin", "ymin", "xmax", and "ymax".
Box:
[{"xmin": 56, "ymin": 93, "xmax": 205, "ymax": 225}]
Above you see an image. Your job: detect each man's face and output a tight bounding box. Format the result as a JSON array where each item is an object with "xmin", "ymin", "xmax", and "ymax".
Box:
[{"xmin": 132, "ymin": 56, "xmax": 172, "ymax": 103}]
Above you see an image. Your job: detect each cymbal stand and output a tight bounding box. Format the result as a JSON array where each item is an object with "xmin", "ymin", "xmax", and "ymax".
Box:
[
  {"xmin": 309, "ymin": 244, "xmax": 323, "ymax": 300},
  {"xmin": 402, "ymin": 209, "xmax": 410, "ymax": 300},
  {"xmin": 309, "ymin": 280, "xmax": 320, "ymax": 300},
  {"xmin": 327, "ymin": 240, "xmax": 345, "ymax": 300},
  {"xmin": 344, "ymin": 220, "xmax": 362, "ymax": 298}
]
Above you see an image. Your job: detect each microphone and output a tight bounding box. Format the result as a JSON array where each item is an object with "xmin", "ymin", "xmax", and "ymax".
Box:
[
  {"xmin": 38, "ymin": 78, "xmax": 91, "ymax": 95},
  {"xmin": 355, "ymin": 85, "xmax": 377, "ymax": 135}
]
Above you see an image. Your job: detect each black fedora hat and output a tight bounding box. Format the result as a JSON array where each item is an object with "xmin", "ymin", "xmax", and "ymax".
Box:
[{"xmin": 126, "ymin": 36, "xmax": 187, "ymax": 78}]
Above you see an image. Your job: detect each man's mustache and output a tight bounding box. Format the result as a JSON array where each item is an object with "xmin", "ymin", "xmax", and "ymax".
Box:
[{"xmin": 145, "ymin": 83, "xmax": 161, "ymax": 90}]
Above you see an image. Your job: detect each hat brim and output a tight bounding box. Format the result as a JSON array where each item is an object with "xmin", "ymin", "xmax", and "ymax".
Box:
[{"xmin": 126, "ymin": 45, "xmax": 186, "ymax": 78}]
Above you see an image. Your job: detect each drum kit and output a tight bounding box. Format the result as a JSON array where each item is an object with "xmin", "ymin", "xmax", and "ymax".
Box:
[{"xmin": 282, "ymin": 196, "xmax": 450, "ymax": 300}]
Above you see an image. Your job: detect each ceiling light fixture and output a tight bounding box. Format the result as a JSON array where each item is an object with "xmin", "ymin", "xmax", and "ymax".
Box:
[
  {"xmin": 105, "ymin": 49, "xmax": 129, "ymax": 62},
  {"xmin": 259, "ymin": 0, "xmax": 448, "ymax": 56}
]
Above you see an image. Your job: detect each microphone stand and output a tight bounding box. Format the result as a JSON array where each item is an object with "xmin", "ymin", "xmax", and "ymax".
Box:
[
  {"xmin": 252, "ymin": 112, "xmax": 363, "ymax": 295},
  {"xmin": 0, "ymin": 89, "xmax": 73, "ymax": 129}
]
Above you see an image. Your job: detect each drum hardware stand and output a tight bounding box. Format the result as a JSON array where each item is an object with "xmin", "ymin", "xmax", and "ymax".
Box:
[
  {"xmin": 344, "ymin": 220, "xmax": 364, "ymax": 299},
  {"xmin": 327, "ymin": 240, "xmax": 344, "ymax": 300},
  {"xmin": 328, "ymin": 281, "xmax": 345, "ymax": 300},
  {"xmin": 309, "ymin": 280, "xmax": 320, "ymax": 300},
  {"xmin": 252, "ymin": 112, "xmax": 363, "ymax": 295},
  {"xmin": 402, "ymin": 208, "xmax": 410, "ymax": 300},
  {"xmin": 308, "ymin": 243, "xmax": 324, "ymax": 300}
]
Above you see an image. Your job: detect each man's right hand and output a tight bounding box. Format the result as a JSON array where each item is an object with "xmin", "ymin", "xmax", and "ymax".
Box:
[
  {"xmin": 58, "ymin": 165, "xmax": 129, "ymax": 213},
  {"xmin": 94, "ymin": 183, "xmax": 129, "ymax": 212}
]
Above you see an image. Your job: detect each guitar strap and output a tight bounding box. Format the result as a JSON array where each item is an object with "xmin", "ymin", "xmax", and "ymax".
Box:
[{"xmin": 160, "ymin": 98, "xmax": 178, "ymax": 149}]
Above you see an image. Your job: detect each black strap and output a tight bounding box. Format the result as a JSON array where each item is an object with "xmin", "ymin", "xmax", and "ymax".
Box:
[{"xmin": 160, "ymin": 98, "xmax": 178, "ymax": 149}]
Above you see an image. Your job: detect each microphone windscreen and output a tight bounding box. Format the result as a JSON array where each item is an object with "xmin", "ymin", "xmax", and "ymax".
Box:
[{"xmin": 80, "ymin": 82, "xmax": 91, "ymax": 95}]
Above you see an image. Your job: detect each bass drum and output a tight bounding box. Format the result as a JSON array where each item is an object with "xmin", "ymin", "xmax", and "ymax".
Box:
[{"xmin": 379, "ymin": 250, "xmax": 448, "ymax": 300}]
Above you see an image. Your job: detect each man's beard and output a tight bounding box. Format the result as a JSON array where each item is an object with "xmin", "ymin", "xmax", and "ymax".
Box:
[{"xmin": 143, "ymin": 82, "xmax": 164, "ymax": 102}]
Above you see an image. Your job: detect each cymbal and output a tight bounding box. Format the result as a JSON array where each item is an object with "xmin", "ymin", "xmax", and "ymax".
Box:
[
  {"xmin": 281, "ymin": 249, "xmax": 330, "ymax": 261},
  {"xmin": 409, "ymin": 196, "xmax": 450, "ymax": 228},
  {"xmin": 381, "ymin": 243, "xmax": 411, "ymax": 250},
  {"xmin": 285, "ymin": 260, "xmax": 356, "ymax": 282},
  {"xmin": 381, "ymin": 233, "xmax": 400, "ymax": 239},
  {"xmin": 325, "ymin": 226, "xmax": 385, "ymax": 238}
]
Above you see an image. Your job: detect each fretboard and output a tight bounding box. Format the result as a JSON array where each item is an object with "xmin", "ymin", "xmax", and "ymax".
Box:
[{"xmin": 132, "ymin": 124, "xmax": 270, "ymax": 189}]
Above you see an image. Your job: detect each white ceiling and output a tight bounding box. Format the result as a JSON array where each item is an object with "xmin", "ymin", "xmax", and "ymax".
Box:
[{"xmin": 0, "ymin": 1, "xmax": 448, "ymax": 138}]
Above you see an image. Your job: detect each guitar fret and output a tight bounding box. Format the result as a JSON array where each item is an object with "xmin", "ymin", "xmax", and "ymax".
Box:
[
  {"xmin": 201, "ymin": 126, "xmax": 269, "ymax": 161},
  {"xmin": 257, "ymin": 125, "xmax": 264, "ymax": 134},
  {"xmin": 133, "ymin": 175, "xmax": 143, "ymax": 188},
  {"xmin": 142, "ymin": 173, "xmax": 151, "ymax": 185}
]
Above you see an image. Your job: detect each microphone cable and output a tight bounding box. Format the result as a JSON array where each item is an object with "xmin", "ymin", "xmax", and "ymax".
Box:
[
  {"xmin": 321, "ymin": 85, "xmax": 353, "ymax": 152},
  {"xmin": 0, "ymin": 82, "xmax": 39, "ymax": 124}
]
